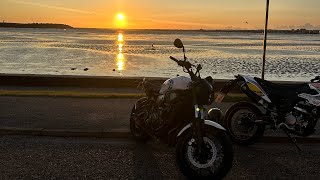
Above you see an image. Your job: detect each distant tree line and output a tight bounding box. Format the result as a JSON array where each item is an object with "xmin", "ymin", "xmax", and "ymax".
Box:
[
  {"xmin": 0, "ymin": 22, "xmax": 73, "ymax": 29},
  {"xmin": 197, "ymin": 29, "xmax": 319, "ymax": 34},
  {"xmin": 122, "ymin": 29, "xmax": 319, "ymax": 35}
]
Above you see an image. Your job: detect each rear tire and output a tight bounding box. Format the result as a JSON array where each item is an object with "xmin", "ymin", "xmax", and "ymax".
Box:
[
  {"xmin": 130, "ymin": 103, "xmax": 149, "ymax": 142},
  {"xmin": 176, "ymin": 126, "xmax": 233, "ymax": 179},
  {"xmin": 224, "ymin": 101, "xmax": 265, "ymax": 145}
]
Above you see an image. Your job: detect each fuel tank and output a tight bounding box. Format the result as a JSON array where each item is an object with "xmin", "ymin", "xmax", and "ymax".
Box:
[{"xmin": 159, "ymin": 76, "xmax": 192, "ymax": 94}]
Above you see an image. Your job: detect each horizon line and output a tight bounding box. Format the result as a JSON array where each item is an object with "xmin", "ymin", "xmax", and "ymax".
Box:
[{"xmin": 2, "ymin": 21, "xmax": 320, "ymax": 31}]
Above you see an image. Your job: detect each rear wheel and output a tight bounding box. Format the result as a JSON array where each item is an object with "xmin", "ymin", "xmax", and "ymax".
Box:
[
  {"xmin": 176, "ymin": 126, "xmax": 233, "ymax": 179},
  {"xmin": 130, "ymin": 103, "xmax": 149, "ymax": 142},
  {"xmin": 224, "ymin": 101, "xmax": 265, "ymax": 145}
]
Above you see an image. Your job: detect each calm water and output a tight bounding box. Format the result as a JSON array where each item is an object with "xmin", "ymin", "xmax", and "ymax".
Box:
[{"xmin": 0, "ymin": 28, "xmax": 319, "ymax": 81}]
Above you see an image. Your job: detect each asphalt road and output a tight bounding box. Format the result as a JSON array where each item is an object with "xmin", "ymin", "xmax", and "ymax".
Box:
[
  {"xmin": 0, "ymin": 135, "xmax": 319, "ymax": 180},
  {"xmin": 0, "ymin": 96, "xmax": 231, "ymax": 132},
  {"xmin": 0, "ymin": 96, "xmax": 138, "ymax": 131},
  {"xmin": 0, "ymin": 96, "xmax": 319, "ymax": 138}
]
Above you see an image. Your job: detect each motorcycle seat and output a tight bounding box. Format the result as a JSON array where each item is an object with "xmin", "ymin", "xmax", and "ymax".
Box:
[
  {"xmin": 254, "ymin": 77, "xmax": 309, "ymax": 98},
  {"xmin": 299, "ymin": 93, "xmax": 320, "ymax": 106}
]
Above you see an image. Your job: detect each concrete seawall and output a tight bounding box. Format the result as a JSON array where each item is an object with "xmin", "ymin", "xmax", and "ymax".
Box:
[{"xmin": 0, "ymin": 74, "xmax": 308, "ymax": 93}]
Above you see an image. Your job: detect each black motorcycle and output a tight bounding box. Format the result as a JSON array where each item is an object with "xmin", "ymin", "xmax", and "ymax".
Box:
[
  {"xmin": 216, "ymin": 74, "xmax": 320, "ymax": 150},
  {"xmin": 130, "ymin": 39, "xmax": 233, "ymax": 179}
]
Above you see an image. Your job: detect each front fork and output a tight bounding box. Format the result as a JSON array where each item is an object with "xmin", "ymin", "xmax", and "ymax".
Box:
[
  {"xmin": 192, "ymin": 104, "xmax": 206, "ymax": 153},
  {"xmin": 191, "ymin": 78, "xmax": 237, "ymax": 152}
]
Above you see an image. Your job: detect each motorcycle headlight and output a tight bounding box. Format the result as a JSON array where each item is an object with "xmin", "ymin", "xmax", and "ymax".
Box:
[{"xmin": 196, "ymin": 79, "xmax": 214, "ymax": 105}]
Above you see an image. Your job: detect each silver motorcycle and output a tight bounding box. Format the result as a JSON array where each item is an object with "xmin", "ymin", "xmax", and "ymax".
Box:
[{"xmin": 130, "ymin": 39, "xmax": 233, "ymax": 179}]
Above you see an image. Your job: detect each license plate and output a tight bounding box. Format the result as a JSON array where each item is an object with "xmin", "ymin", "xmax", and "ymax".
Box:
[{"xmin": 215, "ymin": 92, "xmax": 226, "ymax": 103}]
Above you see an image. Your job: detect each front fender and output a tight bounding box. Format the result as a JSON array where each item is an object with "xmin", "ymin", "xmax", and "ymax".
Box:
[{"xmin": 177, "ymin": 120, "xmax": 226, "ymax": 137}]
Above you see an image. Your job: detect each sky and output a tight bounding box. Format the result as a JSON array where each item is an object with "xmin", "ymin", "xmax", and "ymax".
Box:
[{"xmin": 0, "ymin": 0, "xmax": 319, "ymax": 29}]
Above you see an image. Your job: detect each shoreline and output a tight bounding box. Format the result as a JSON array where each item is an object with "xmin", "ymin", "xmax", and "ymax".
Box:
[
  {"xmin": 0, "ymin": 73, "xmax": 309, "ymax": 82},
  {"xmin": 1, "ymin": 26, "xmax": 318, "ymax": 34}
]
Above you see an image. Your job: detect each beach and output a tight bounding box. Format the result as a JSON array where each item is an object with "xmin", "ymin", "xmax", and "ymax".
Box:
[{"xmin": 0, "ymin": 28, "xmax": 319, "ymax": 81}]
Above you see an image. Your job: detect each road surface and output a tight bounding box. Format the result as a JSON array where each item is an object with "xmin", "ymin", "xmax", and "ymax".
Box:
[{"xmin": 0, "ymin": 135, "xmax": 319, "ymax": 179}]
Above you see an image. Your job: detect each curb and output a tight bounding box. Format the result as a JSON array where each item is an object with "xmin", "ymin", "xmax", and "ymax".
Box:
[
  {"xmin": 0, "ymin": 91, "xmax": 145, "ymax": 99},
  {"xmin": 0, "ymin": 128, "xmax": 131, "ymax": 139},
  {"xmin": 1, "ymin": 128, "xmax": 319, "ymax": 143},
  {"xmin": 0, "ymin": 92, "xmax": 249, "ymax": 102},
  {"xmin": 259, "ymin": 136, "xmax": 320, "ymax": 144}
]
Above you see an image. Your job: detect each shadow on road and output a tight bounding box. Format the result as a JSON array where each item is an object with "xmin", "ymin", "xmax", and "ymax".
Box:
[{"xmin": 132, "ymin": 142, "xmax": 165, "ymax": 180}]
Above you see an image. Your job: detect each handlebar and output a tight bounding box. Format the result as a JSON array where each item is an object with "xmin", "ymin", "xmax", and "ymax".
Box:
[
  {"xmin": 170, "ymin": 56, "xmax": 193, "ymax": 69},
  {"xmin": 170, "ymin": 56, "xmax": 200, "ymax": 80}
]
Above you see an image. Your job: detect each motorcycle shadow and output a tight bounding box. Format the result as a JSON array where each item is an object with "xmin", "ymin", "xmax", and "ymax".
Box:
[{"xmin": 132, "ymin": 141, "xmax": 186, "ymax": 180}]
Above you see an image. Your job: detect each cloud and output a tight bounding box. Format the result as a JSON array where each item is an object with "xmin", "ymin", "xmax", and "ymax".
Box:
[
  {"xmin": 132, "ymin": 17, "xmax": 237, "ymax": 29},
  {"xmin": 6, "ymin": 0, "xmax": 97, "ymax": 15}
]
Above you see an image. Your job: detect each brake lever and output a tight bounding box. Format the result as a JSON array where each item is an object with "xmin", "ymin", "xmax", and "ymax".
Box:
[{"xmin": 311, "ymin": 76, "xmax": 320, "ymax": 82}]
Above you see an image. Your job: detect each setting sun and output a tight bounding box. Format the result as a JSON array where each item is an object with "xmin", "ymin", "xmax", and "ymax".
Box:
[
  {"xmin": 114, "ymin": 13, "xmax": 127, "ymax": 29},
  {"xmin": 117, "ymin": 13, "xmax": 125, "ymax": 21}
]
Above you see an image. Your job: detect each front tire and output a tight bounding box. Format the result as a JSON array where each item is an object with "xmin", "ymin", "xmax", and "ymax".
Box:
[
  {"xmin": 224, "ymin": 101, "xmax": 265, "ymax": 145},
  {"xmin": 176, "ymin": 126, "xmax": 233, "ymax": 179}
]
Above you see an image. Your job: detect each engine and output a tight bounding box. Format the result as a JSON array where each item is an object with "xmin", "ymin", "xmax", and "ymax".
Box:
[
  {"xmin": 144, "ymin": 91, "xmax": 187, "ymax": 134},
  {"xmin": 285, "ymin": 100, "xmax": 319, "ymax": 136}
]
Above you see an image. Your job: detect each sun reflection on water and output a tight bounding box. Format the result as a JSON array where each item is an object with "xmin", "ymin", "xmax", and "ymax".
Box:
[
  {"xmin": 118, "ymin": 33, "xmax": 124, "ymax": 42},
  {"xmin": 116, "ymin": 32, "xmax": 125, "ymax": 71},
  {"xmin": 118, "ymin": 43, "xmax": 123, "ymax": 52}
]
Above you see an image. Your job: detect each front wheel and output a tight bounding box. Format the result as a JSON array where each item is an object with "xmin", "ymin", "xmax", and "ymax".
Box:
[
  {"xmin": 176, "ymin": 126, "xmax": 233, "ymax": 179},
  {"xmin": 224, "ymin": 101, "xmax": 265, "ymax": 145}
]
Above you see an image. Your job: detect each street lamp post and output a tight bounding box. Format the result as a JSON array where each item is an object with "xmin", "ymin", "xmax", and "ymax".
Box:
[{"xmin": 262, "ymin": 0, "xmax": 270, "ymax": 80}]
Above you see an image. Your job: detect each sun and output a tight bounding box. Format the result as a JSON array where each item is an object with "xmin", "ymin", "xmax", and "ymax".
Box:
[
  {"xmin": 117, "ymin": 13, "xmax": 125, "ymax": 21},
  {"xmin": 115, "ymin": 13, "xmax": 127, "ymax": 29}
]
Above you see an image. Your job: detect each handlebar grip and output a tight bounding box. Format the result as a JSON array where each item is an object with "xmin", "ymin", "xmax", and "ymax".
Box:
[
  {"xmin": 170, "ymin": 56, "xmax": 179, "ymax": 62},
  {"xmin": 170, "ymin": 56, "xmax": 193, "ymax": 69}
]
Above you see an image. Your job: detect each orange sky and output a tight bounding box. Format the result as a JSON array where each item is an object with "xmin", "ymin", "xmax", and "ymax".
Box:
[{"xmin": 1, "ymin": 0, "xmax": 319, "ymax": 29}]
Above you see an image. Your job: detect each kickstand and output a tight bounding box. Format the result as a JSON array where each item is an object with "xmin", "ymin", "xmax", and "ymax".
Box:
[{"xmin": 283, "ymin": 129, "xmax": 301, "ymax": 151}]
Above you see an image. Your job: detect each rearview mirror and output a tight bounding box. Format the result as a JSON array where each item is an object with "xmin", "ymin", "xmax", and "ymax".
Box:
[{"xmin": 174, "ymin": 39, "xmax": 184, "ymax": 49}]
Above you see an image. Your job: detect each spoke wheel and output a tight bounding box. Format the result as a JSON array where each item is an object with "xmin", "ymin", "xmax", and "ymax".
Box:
[
  {"xmin": 176, "ymin": 127, "xmax": 233, "ymax": 179},
  {"xmin": 187, "ymin": 137, "xmax": 218, "ymax": 169},
  {"xmin": 230, "ymin": 110, "xmax": 259, "ymax": 140},
  {"xmin": 225, "ymin": 102, "xmax": 265, "ymax": 145}
]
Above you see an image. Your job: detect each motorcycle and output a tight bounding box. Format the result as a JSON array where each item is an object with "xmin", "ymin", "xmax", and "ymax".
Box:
[
  {"xmin": 130, "ymin": 39, "xmax": 233, "ymax": 179},
  {"xmin": 216, "ymin": 74, "xmax": 320, "ymax": 150}
]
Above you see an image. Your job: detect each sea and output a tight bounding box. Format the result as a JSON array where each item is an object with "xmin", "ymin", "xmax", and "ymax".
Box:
[{"xmin": 0, "ymin": 28, "xmax": 319, "ymax": 81}]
